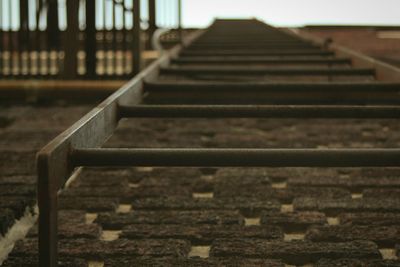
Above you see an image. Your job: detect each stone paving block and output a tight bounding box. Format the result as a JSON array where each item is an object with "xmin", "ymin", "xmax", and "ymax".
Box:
[
  {"xmin": 210, "ymin": 239, "xmax": 381, "ymax": 265},
  {"xmin": 138, "ymin": 168, "xmax": 202, "ymax": 187},
  {"xmin": 71, "ymin": 168, "xmax": 132, "ymax": 187},
  {"xmin": 315, "ymin": 259, "xmax": 400, "ymax": 267},
  {"xmin": 306, "ymin": 225, "xmax": 400, "ymax": 247},
  {"xmin": 0, "ymin": 175, "xmax": 36, "ymax": 185},
  {"xmin": 363, "ymin": 189, "xmax": 400, "ymax": 199},
  {"xmin": 215, "ymin": 185, "xmax": 350, "ymax": 203},
  {"xmin": 132, "ymin": 197, "xmax": 280, "ymax": 216},
  {"xmin": 260, "ymin": 211, "xmax": 326, "ymax": 232},
  {"xmin": 214, "ymin": 168, "xmax": 271, "ymax": 185},
  {"xmin": 104, "ymin": 258, "xmax": 285, "ymax": 267},
  {"xmin": 0, "ymin": 150, "xmax": 36, "ymax": 176},
  {"xmin": 339, "ymin": 212, "xmax": 400, "ymax": 226},
  {"xmin": 121, "ymin": 224, "xmax": 283, "ymax": 243},
  {"xmin": 288, "ymin": 176, "xmax": 400, "ymax": 191},
  {"xmin": 96, "ymin": 210, "xmax": 244, "ymax": 229},
  {"xmin": 62, "ymin": 186, "xmax": 192, "ymax": 200},
  {"xmin": 0, "ymin": 129, "xmax": 59, "ymax": 149},
  {"xmin": 28, "ymin": 223, "xmax": 101, "ymax": 239},
  {"xmin": 0, "ymin": 116, "xmax": 14, "ymax": 128},
  {"xmin": 2, "ymin": 256, "xmax": 87, "ymax": 267},
  {"xmin": 293, "ymin": 197, "xmax": 400, "ymax": 215},
  {"xmin": 12, "ymin": 238, "xmax": 191, "ymax": 259},
  {"xmin": 0, "ymin": 196, "xmax": 35, "ymax": 219},
  {"xmin": 59, "ymin": 197, "xmax": 119, "ymax": 212},
  {"xmin": 0, "ymin": 184, "xmax": 36, "ymax": 196},
  {"xmin": 0, "ymin": 208, "xmax": 15, "ymax": 236}
]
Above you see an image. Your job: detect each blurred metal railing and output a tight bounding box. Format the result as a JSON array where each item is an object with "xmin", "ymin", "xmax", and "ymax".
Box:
[{"xmin": 0, "ymin": 0, "xmax": 182, "ymax": 79}]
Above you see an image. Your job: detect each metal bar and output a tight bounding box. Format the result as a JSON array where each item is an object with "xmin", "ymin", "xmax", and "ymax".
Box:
[
  {"xmin": 144, "ymin": 81, "xmax": 400, "ymax": 105},
  {"xmin": 72, "ymin": 148, "xmax": 400, "ymax": 167},
  {"xmin": 64, "ymin": 0, "xmax": 80, "ymax": 79},
  {"xmin": 160, "ymin": 66, "xmax": 375, "ymax": 76},
  {"xmin": 119, "ymin": 104, "xmax": 400, "ymax": 119},
  {"xmin": 132, "ymin": 0, "xmax": 141, "ymax": 74},
  {"xmin": 172, "ymin": 57, "xmax": 351, "ymax": 65},
  {"xmin": 85, "ymin": 0, "xmax": 96, "ymax": 78},
  {"xmin": 180, "ymin": 50, "xmax": 335, "ymax": 57}
]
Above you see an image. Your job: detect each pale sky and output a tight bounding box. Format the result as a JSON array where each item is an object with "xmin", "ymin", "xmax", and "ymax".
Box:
[
  {"xmin": 181, "ymin": 0, "xmax": 400, "ymax": 27},
  {"xmin": 1, "ymin": 0, "xmax": 399, "ymax": 30}
]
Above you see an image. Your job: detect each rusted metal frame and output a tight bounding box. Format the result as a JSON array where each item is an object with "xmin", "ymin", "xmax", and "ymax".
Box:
[
  {"xmin": 283, "ymin": 28, "xmax": 400, "ymax": 82},
  {"xmin": 160, "ymin": 66, "xmax": 375, "ymax": 76},
  {"xmin": 37, "ymin": 30, "xmax": 203, "ymax": 267},
  {"xmin": 118, "ymin": 104, "xmax": 400, "ymax": 118},
  {"xmin": 71, "ymin": 148, "xmax": 400, "ymax": 168}
]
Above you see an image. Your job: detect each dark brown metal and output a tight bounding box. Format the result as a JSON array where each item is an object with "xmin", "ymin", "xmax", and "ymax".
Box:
[
  {"xmin": 144, "ymin": 81, "xmax": 400, "ymax": 104},
  {"xmin": 85, "ymin": 0, "xmax": 97, "ymax": 78},
  {"xmin": 132, "ymin": 0, "xmax": 141, "ymax": 74},
  {"xmin": 160, "ymin": 66, "xmax": 375, "ymax": 76},
  {"xmin": 72, "ymin": 148, "xmax": 400, "ymax": 167},
  {"xmin": 64, "ymin": 0, "xmax": 80, "ymax": 79},
  {"xmin": 119, "ymin": 104, "xmax": 400, "ymax": 118}
]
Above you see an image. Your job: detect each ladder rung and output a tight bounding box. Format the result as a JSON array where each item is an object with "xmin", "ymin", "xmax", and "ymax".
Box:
[
  {"xmin": 160, "ymin": 67, "xmax": 375, "ymax": 76},
  {"xmin": 119, "ymin": 105, "xmax": 400, "ymax": 118},
  {"xmin": 172, "ymin": 58, "xmax": 351, "ymax": 64},
  {"xmin": 72, "ymin": 148, "xmax": 400, "ymax": 167}
]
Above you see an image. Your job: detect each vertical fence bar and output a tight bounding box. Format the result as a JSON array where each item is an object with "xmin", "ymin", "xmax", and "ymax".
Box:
[
  {"xmin": 64, "ymin": 0, "xmax": 79, "ymax": 79},
  {"xmin": 8, "ymin": 0, "xmax": 12, "ymax": 77},
  {"xmin": 178, "ymin": 0, "xmax": 182, "ymax": 42},
  {"xmin": 85, "ymin": 0, "xmax": 96, "ymax": 78},
  {"xmin": 47, "ymin": 0, "xmax": 59, "ymax": 76},
  {"xmin": 19, "ymin": 0, "xmax": 29, "ymax": 77},
  {"xmin": 132, "ymin": 0, "xmax": 141, "ymax": 75},
  {"xmin": 148, "ymin": 0, "xmax": 156, "ymax": 49},
  {"xmin": 0, "ymin": 0, "xmax": 3, "ymax": 76}
]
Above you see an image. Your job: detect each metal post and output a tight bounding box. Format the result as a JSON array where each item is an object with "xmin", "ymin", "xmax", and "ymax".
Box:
[
  {"xmin": 178, "ymin": 0, "xmax": 182, "ymax": 42},
  {"xmin": 38, "ymin": 155, "xmax": 58, "ymax": 267},
  {"xmin": 85, "ymin": 0, "xmax": 96, "ymax": 78},
  {"xmin": 64, "ymin": 0, "xmax": 80, "ymax": 79},
  {"xmin": 132, "ymin": 0, "xmax": 141, "ymax": 74},
  {"xmin": 148, "ymin": 0, "xmax": 157, "ymax": 49}
]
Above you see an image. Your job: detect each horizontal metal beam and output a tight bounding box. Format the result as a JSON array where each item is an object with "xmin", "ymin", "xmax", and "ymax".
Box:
[
  {"xmin": 72, "ymin": 148, "xmax": 400, "ymax": 167},
  {"xmin": 172, "ymin": 57, "xmax": 351, "ymax": 64},
  {"xmin": 180, "ymin": 50, "xmax": 335, "ymax": 57},
  {"xmin": 160, "ymin": 67, "xmax": 375, "ymax": 76},
  {"xmin": 118, "ymin": 105, "xmax": 400, "ymax": 118}
]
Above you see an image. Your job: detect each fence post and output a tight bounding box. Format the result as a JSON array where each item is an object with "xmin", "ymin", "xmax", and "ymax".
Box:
[
  {"xmin": 132, "ymin": 0, "xmax": 142, "ymax": 75},
  {"xmin": 178, "ymin": 0, "xmax": 182, "ymax": 42},
  {"xmin": 148, "ymin": 0, "xmax": 157, "ymax": 49},
  {"xmin": 85, "ymin": 0, "xmax": 96, "ymax": 78},
  {"xmin": 64, "ymin": 0, "xmax": 80, "ymax": 79}
]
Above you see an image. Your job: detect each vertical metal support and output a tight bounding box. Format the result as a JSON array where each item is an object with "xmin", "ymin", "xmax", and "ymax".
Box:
[
  {"xmin": 64, "ymin": 0, "xmax": 80, "ymax": 79},
  {"xmin": 178, "ymin": 0, "xmax": 182, "ymax": 43},
  {"xmin": 85, "ymin": 0, "xmax": 97, "ymax": 78},
  {"xmin": 148, "ymin": 0, "xmax": 156, "ymax": 49},
  {"xmin": 38, "ymin": 155, "xmax": 58, "ymax": 267},
  {"xmin": 132, "ymin": 0, "xmax": 141, "ymax": 75},
  {"xmin": 19, "ymin": 0, "xmax": 29, "ymax": 76}
]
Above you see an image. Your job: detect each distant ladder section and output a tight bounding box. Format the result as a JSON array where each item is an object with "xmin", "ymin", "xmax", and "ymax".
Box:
[{"xmin": 37, "ymin": 19, "xmax": 400, "ymax": 266}]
